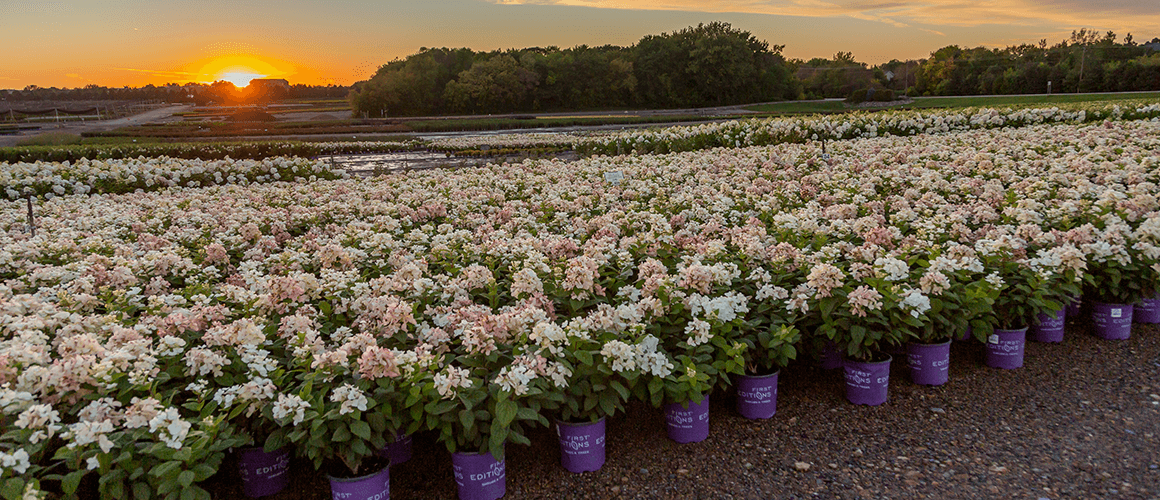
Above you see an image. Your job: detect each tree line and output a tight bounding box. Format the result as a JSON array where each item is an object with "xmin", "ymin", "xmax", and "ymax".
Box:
[
  {"xmin": 3, "ymin": 82, "xmax": 349, "ymax": 106},
  {"xmin": 348, "ymin": 22, "xmax": 799, "ymax": 116},
  {"xmin": 6, "ymin": 26, "xmax": 1158, "ymax": 116},
  {"xmin": 351, "ymin": 25, "xmax": 1160, "ymax": 116}
]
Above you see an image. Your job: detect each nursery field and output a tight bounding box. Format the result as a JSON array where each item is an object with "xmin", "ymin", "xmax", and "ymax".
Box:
[{"xmin": 1, "ymin": 102, "xmax": 1160, "ymax": 500}]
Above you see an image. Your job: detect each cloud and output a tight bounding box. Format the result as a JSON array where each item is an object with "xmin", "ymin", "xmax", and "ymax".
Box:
[
  {"xmin": 116, "ymin": 68, "xmax": 208, "ymax": 79},
  {"xmin": 481, "ymin": 0, "xmax": 1160, "ymax": 32}
]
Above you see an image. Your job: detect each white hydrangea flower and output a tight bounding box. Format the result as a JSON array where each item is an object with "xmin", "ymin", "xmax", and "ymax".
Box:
[{"xmin": 329, "ymin": 384, "xmax": 369, "ymax": 415}]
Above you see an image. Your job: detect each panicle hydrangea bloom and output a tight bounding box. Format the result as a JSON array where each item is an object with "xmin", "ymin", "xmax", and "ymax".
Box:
[{"xmin": 329, "ymin": 384, "xmax": 369, "ymax": 415}]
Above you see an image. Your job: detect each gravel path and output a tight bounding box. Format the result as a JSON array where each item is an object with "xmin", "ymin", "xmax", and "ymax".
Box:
[{"xmin": 208, "ymin": 318, "xmax": 1160, "ymax": 500}]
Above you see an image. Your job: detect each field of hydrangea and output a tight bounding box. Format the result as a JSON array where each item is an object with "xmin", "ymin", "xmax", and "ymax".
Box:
[{"xmin": 1, "ymin": 104, "xmax": 1159, "ymax": 499}]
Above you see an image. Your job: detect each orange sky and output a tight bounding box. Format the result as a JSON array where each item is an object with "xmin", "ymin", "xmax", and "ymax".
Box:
[{"xmin": 2, "ymin": 0, "xmax": 1157, "ymax": 89}]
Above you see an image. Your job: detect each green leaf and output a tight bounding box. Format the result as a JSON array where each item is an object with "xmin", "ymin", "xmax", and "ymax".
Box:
[
  {"xmin": 488, "ymin": 422, "xmax": 508, "ymax": 458},
  {"xmin": 575, "ymin": 350, "xmax": 594, "ymax": 366},
  {"xmin": 850, "ymin": 324, "xmax": 866, "ymax": 347},
  {"xmin": 366, "ymin": 412, "xmax": 387, "ymax": 433},
  {"xmin": 133, "ymin": 482, "xmax": 152, "ymax": 500},
  {"xmin": 332, "ymin": 424, "xmax": 351, "ymax": 442},
  {"xmin": 2, "ymin": 478, "xmax": 26, "ymax": 500},
  {"xmin": 178, "ymin": 470, "xmax": 196, "ymax": 488},
  {"xmin": 459, "ymin": 409, "xmax": 475, "ymax": 431},
  {"xmin": 351, "ymin": 420, "xmax": 372, "ymax": 441},
  {"xmin": 62, "ymin": 471, "xmax": 86, "ymax": 495},
  {"xmin": 495, "ymin": 399, "xmax": 517, "ymax": 427},
  {"xmin": 150, "ymin": 460, "xmax": 181, "ymax": 478},
  {"xmin": 191, "ymin": 464, "xmax": 217, "ymax": 481}
]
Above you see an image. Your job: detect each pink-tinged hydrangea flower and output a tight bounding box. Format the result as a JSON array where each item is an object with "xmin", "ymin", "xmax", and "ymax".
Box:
[
  {"xmin": 65, "ymin": 420, "xmax": 115, "ymax": 453},
  {"xmin": 806, "ymin": 263, "xmax": 845, "ymax": 298},
  {"xmin": 919, "ymin": 270, "xmax": 951, "ymax": 295},
  {"xmin": 494, "ymin": 364, "xmax": 536, "ymax": 396},
  {"xmin": 123, "ymin": 397, "xmax": 161, "ymax": 429},
  {"xmin": 183, "ymin": 348, "xmax": 229, "ymax": 377},
  {"xmin": 433, "ymin": 366, "xmax": 474, "ymax": 400},
  {"xmin": 510, "ymin": 268, "xmax": 544, "ymax": 298},
  {"xmin": 204, "ymin": 243, "xmax": 229, "ymax": 265},
  {"xmin": 357, "ymin": 346, "xmax": 401, "ymax": 380},
  {"xmin": 846, "ymin": 286, "xmax": 883, "ymax": 318}
]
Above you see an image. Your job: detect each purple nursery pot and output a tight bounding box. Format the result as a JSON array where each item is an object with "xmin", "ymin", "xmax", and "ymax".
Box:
[
  {"xmin": 664, "ymin": 395, "xmax": 710, "ymax": 443},
  {"xmin": 954, "ymin": 324, "xmax": 973, "ymax": 342},
  {"xmin": 327, "ymin": 464, "xmax": 390, "ymax": 500},
  {"xmin": 1091, "ymin": 302, "xmax": 1133, "ymax": 340},
  {"xmin": 1134, "ymin": 294, "xmax": 1160, "ymax": 324},
  {"xmin": 906, "ymin": 341, "xmax": 950, "ymax": 386},
  {"xmin": 985, "ymin": 328, "xmax": 1025, "ymax": 369},
  {"xmin": 238, "ymin": 446, "xmax": 291, "ymax": 498},
  {"xmin": 452, "ymin": 449, "xmax": 506, "ymax": 500},
  {"xmin": 1031, "ymin": 308, "xmax": 1066, "ymax": 343},
  {"xmin": 1065, "ymin": 295, "xmax": 1082, "ymax": 318},
  {"xmin": 819, "ymin": 342, "xmax": 844, "ymax": 369},
  {"xmin": 735, "ymin": 371, "xmax": 779, "ymax": 419},
  {"xmin": 556, "ymin": 418, "xmax": 606, "ymax": 473},
  {"xmin": 844, "ymin": 355, "xmax": 891, "ymax": 406},
  {"xmin": 377, "ymin": 432, "xmax": 412, "ymax": 466}
]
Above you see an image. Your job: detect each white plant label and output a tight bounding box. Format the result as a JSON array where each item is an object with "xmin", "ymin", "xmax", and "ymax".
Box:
[
  {"xmin": 604, "ymin": 171, "xmax": 624, "ymax": 185},
  {"xmin": 988, "ymin": 334, "xmax": 999, "ymax": 344},
  {"xmin": 1111, "ymin": 308, "xmax": 1122, "ymax": 318}
]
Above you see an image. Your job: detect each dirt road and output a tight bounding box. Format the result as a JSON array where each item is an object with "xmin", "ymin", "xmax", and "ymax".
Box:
[{"xmin": 0, "ymin": 104, "xmax": 190, "ymax": 147}]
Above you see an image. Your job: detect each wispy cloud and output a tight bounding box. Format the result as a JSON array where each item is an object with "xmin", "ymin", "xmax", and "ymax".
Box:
[
  {"xmin": 115, "ymin": 68, "xmax": 207, "ymax": 79},
  {"xmin": 482, "ymin": 0, "xmax": 1160, "ymax": 32}
]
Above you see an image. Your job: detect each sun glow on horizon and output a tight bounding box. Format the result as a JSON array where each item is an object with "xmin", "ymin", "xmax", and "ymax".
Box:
[
  {"xmin": 218, "ymin": 70, "xmax": 266, "ymax": 87},
  {"xmin": 185, "ymin": 54, "xmax": 291, "ymax": 87}
]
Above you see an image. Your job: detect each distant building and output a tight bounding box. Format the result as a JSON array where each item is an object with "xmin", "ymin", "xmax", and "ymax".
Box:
[{"xmin": 249, "ymin": 79, "xmax": 290, "ymax": 91}]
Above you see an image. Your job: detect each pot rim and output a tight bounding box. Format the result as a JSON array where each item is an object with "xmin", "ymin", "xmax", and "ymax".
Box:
[
  {"xmin": 739, "ymin": 369, "xmax": 781, "ymax": 378},
  {"xmin": 1090, "ymin": 300, "xmax": 1134, "ymax": 308},
  {"xmin": 237, "ymin": 444, "xmax": 290, "ymax": 455},
  {"xmin": 452, "ymin": 449, "xmax": 505, "ymax": 459},
  {"xmin": 907, "ymin": 338, "xmax": 952, "ymax": 347},
  {"xmin": 842, "ymin": 354, "xmax": 893, "ymax": 366},
  {"xmin": 555, "ymin": 415, "xmax": 608, "ymax": 427},
  {"xmin": 326, "ymin": 461, "xmax": 390, "ymax": 483}
]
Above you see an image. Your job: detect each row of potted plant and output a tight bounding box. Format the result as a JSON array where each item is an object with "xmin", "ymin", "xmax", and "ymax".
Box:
[
  {"xmin": 574, "ymin": 100, "xmax": 1160, "ymax": 156},
  {"xmin": 1, "ymin": 117, "xmax": 1159, "ymax": 499},
  {"xmin": 0, "ymin": 140, "xmax": 421, "ymax": 165}
]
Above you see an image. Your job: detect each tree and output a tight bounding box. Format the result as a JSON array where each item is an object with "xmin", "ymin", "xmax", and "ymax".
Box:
[{"xmin": 443, "ymin": 55, "xmax": 538, "ymax": 114}]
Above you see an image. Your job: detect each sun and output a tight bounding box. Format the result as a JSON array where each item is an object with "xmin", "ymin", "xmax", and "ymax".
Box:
[
  {"xmin": 190, "ymin": 54, "xmax": 289, "ymax": 87},
  {"xmin": 218, "ymin": 69, "xmax": 266, "ymax": 88}
]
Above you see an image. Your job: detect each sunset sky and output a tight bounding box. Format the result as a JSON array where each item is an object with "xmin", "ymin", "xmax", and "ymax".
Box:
[{"xmin": 2, "ymin": 0, "xmax": 1158, "ymax": 89}]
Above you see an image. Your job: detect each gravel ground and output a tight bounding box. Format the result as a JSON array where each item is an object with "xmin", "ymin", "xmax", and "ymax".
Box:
[{"xmin": 206, "ymin": 317, "xmax": 1160, "ymax": 500}]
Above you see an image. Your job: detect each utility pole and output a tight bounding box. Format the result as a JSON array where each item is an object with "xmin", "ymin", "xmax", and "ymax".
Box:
[{"xmin": 1078, "ymin": 45, "xmax": 1087, "ymax": 93}]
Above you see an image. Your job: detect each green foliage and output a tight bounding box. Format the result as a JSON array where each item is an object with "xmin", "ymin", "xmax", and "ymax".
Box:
[
  {"xmin": 846, "ymin": 88, "xmax": 896, "ymax": 103},
  {"xmin": 14, "ymin": 132, "xmax": 83, "ymax": 147},
  {"xmin": 913, "ymin": 32, "xmax": 1160, "ymax": 96},
  {"xmin": 350, "ymin": 22, "xmax": 798, "ymax": 117},
  {"xmin": 0, "ymin": 140, "xmax": 417, "ymax": 164}
]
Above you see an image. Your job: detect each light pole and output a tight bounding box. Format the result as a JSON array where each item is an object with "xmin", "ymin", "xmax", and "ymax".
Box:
[{"xmin": 1078, "ymin": 45, "xmax": 1087, "ymax": 93}]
